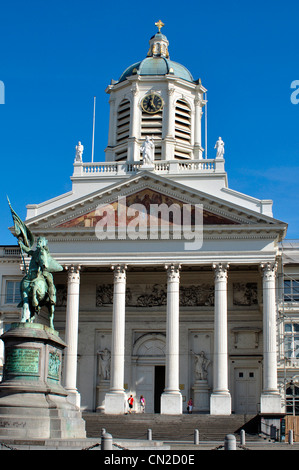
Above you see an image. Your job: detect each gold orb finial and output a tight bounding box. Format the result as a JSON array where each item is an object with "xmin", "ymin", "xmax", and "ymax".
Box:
[{"xmin": 155, "ymin": 20, "xmax": 165, "ymax": 33}]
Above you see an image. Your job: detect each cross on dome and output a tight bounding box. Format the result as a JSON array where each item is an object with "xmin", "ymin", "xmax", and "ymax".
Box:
[{"xmin": 155, "ymin": 19, "xmax": 165, "ymax": 33}]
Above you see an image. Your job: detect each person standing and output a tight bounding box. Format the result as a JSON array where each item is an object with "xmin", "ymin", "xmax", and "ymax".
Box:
[
  {"xmin": 140, "ymin": 395, "xmax": 146, "ymax": 413},
  {"xmin": 187, "ymin": 398, "xmax": 193, "ymax": 414},
  {"xmin": 128, "ymin": 394, "xmax": 134, "ymax": 413}
]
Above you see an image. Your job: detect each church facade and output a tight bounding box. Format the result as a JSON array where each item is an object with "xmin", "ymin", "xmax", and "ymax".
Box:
[{"xmin": 1, "ymin": 23, "xmax": 299, "ymax": 417}]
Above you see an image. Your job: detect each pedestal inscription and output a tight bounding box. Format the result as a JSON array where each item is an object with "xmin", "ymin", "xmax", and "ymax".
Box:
[{"xmin": 5, "ymin": 348, "xmax": 40, "ymax": 376}]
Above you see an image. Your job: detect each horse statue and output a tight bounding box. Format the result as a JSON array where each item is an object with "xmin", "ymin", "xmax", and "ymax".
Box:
[{"xmin": 8, "ymin": 199, "xmax": 63, "ymax": 329}]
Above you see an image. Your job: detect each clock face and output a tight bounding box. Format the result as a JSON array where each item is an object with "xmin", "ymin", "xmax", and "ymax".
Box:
[{"xmin": 141, "ymin": 93, "xmax": 163, "ymax": 114}]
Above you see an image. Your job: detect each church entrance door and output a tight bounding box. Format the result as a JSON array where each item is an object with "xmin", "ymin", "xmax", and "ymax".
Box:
[
  {"xmin": 234, "ymin": 368, "xmax": 259, "ymax": 414},
  {"xmin": 154, "ymin": 366, "xmax": 165, "ymax": 413},
  {"xmin": 133, "ymin": 333, "xmax": 166, "ymax": 413}
]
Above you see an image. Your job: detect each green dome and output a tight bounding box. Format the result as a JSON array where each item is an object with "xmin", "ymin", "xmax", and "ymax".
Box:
[
  {"xmin": 117, "ymin": 30, "xmax": 194, "ymax": 84},
  {"xmin": 118, "ymin": 57, "xmax": 194, "ymax": 83}
]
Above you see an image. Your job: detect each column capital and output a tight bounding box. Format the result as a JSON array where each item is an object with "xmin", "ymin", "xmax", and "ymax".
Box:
[
  {"xmin": 165, "ymin": 263, "xmax": 181, "ymax": 281},
  {"xmin": 111, "ymin": 264, "xmax": 127, "ymax": 282},
  {"xmin": 66, "ymin": 265, "xmax": 81, "ymax": 281},
  {"xmin": 212, "ymin": 263, "xmax": 229, "ymax": 281},
  {"xmin": 260, "ymin": 261, "xmax": 277, "ymax": 280}
]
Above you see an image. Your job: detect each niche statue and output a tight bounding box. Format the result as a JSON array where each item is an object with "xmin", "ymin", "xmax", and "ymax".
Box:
[{"xmin": 8, "ymin": 198, "xmax": 63, "ymax": 329}]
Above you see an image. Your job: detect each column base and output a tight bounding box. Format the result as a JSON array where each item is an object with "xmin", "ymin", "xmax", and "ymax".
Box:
[
  {"xmin": 260, "ymin": 392, "xmax": 282, "ymax": 414},
  {"xmin": 210, "ymin": 392, "xmax": 231, "ymax": 415},
  {"xmin": 160, "ymin": 392, "xmax": 182, "ymax": 415},
  {"xmin": 65, "ymin": 389, "xmax": 81, "ymax": 409},
  {"xmin": 104, "ymin": 392, "xmax": 126, "ymax": 415}
]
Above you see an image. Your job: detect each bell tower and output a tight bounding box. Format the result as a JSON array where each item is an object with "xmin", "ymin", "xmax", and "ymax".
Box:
[{"xmin": 105, "ymin": 22, "xmax": 207, "ymax": 163}]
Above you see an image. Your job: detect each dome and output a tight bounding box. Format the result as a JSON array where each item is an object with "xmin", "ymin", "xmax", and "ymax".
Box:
[
  {"xmin": 118, "ymin": 57, "xmax": 194, "ymax": 83},
  {"xmin": 117, "ymin": 28, "xmax": 194, "ymax": 84}
]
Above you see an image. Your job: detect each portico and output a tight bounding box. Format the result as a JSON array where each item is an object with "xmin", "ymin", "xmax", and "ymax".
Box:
[{"xmin": 60, "ymin": 254, "xmax": 282, "ymax": 415}]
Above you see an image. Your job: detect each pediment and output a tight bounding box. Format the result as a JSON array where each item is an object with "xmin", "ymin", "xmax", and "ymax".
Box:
[
  {"xmin": 25, "ymin": 171, "xmax": 287, "ymax": 238},
  {"xmin": 56, "ymin": 187, "xmax": 239, "ymax": 229}
]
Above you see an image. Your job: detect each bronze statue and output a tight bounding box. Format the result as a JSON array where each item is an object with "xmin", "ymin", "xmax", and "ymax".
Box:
[{"xmin": 8, "ymin": 198, "xmax": 63, "ymax": 329}]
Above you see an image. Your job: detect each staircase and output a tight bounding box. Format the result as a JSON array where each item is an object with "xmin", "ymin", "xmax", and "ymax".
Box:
[{"xmin": 83, "ymin": 413, "xmax": 259, "ymax": 441}]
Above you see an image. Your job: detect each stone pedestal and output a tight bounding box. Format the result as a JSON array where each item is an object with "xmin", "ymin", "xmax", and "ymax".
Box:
[
  {"xmin": 0, "ymin": 323, "xmax": 86, "ymax": 440},
  {"xmin": 96, "ymin": 380, "xmax": 110, "ymax": 413},
  {"xmin": 260, "ymin": 393, "xmax": 282, "ymax": 414},
  {"xmin": 192, "ymin": 380, "xmax": 210, "ymax": 412},
  {"xmin": 160, "ymin": 392, "xmax": 182, "ymax": 415}
]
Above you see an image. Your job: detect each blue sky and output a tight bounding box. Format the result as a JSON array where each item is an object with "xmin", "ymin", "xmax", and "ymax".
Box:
[{"xmin": 0, "ymin": 0, "xmax": 298, "ymax": 244}]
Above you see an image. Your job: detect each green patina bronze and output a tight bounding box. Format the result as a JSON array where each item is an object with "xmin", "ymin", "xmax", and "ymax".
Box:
[
  {"xmin": 5, "ymin": 348, "xmax": 40, "ymax": 375},
  {"xmin": 48, "ymin": 351, "xmax": 61, "ymax": 381},
  {"xmin": 7, "ymin": 198, "xmax": 63, "ymax": 329}
]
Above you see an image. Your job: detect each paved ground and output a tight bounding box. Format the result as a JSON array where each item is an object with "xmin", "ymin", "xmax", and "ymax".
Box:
[{"xmin": 1, "ymin": 437, "xmax": 298, "ymax": 451}]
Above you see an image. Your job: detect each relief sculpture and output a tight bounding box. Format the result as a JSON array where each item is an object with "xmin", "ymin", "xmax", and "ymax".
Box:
[
  {"xmin": 96, "ymin": 283, "xmax": 214, "ymax": 307},
  {"xmin": 233, "ymin": 283, "xmax": 258, "ymax": 306}
]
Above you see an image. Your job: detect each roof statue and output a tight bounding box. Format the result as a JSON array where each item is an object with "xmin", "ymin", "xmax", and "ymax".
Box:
[
  {"xmin": 75, "ymin": 141, "xmax": 84, "ymax": 162},
  {"xmin": 7, "ymin": 198, "xmax": 63, "ymax": 329},
  {"xmin": 214, "ymin": 137, "xmax": 225, "ymax": 159}
]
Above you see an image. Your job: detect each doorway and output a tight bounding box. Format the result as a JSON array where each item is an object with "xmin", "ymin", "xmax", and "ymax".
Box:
[
  {"xmin": 154, "ymin": 366, "xmax": 165, "ymax": 413},
  {"xmin": 234, "ymin": 368, "xmax": 259, "ymax": 414}
]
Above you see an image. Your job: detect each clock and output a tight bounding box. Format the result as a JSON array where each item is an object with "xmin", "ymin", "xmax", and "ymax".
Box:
[{"xmin": 141, "ymin": 93, "xmax": 163, "ymax": 114}]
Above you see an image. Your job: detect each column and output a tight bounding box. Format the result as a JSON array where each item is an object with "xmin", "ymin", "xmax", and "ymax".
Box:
[
  {"xmin": 105, "ymin": 264, "xmax": 127, "ymax": 414},
  {"xmin": 105, "ymin": 97, "xmax": 116, "ymax": 162},
  {"xmin": 128, "ymin": 82, "xmax": 140, "ymax": 161},
  {"xmin": 64, "ymin": 265, "xmax": 81, "ymax": 408},
  {"xmin": 161, "ymin": 264, "xmax": 182, "ymax": 414},
  {"xmin": 210, "ymin": 263, "xmax": 231, "ymax": 415},
  {"xmin": 163, "ymin": 86, "xmax": 175, "ymax": 160},
  {"xmin": 194, "ymin": 96, "xmax": 204, "ymax": 159},
  {"xmin": 260, "ymin": 262, "xmax": 281, "ymax": 413}
]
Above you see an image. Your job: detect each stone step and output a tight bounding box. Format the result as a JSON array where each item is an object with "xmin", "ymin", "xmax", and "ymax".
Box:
[{"xmin": 83, "ymin": 413, "xmax": 259, "ymax": 441}]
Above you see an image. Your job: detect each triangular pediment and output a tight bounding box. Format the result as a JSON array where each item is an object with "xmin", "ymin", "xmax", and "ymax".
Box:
[
  {"xmin": 56, "ymin": 187, "xmax": 239, "ymax": 229},
  {"xmin": 25, "ymin": 171, "xmax": 287, "ymax": 238}
]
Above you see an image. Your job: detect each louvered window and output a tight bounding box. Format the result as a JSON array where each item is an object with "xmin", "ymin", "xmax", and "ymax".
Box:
[
  {"xmin": 175, "ymin": 99, "xmax": 191, "ymax": 145},
  {"xmin": 141, "ymin": 109, "xmax": 163, "ymax": 140},
  {"xmin": 116, "ymin": 99, "xmax": 131, "ymax": 145}
]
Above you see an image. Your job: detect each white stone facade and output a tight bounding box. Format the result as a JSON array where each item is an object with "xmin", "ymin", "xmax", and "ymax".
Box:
[{"xmin": 1, "ymin": 25, "xmax": 298, "ymax": 416}]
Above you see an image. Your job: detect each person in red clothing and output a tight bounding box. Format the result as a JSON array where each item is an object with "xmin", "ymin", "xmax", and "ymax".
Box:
[
  {"xmin": 128, "ymin": 394, "xmax": 134, "ymax": 413},
  {"xmin": 187, "ymin": 398, "xmax": 193, "ymax": 414}
]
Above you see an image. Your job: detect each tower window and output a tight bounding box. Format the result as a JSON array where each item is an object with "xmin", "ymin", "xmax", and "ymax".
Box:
[
  {"xmin": 141, "ymin": 110, "xmax": 163, "ymax": 140},
  {"xmin": 175, "ymin": 99, "xmax": 191, "ymax": 145},
  {"xmin": 116, "ymin": 99, "xmax": 131, "ymax": 145}
]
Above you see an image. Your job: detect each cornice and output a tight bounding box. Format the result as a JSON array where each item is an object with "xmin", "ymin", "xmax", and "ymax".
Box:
[{"xmin": 25, "ymin": 172, "xmax": 285, "ymax": 232}]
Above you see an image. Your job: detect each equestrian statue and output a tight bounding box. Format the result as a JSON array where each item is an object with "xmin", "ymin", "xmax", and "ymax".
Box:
[{"xmin": 8, "ymin": 198, "xmax": 63, "ymax": 329}]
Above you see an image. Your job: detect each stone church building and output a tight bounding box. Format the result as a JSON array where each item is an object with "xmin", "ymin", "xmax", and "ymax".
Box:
[{"xmin": 1, "ymin": 23, "xmax": 299, "ymax": 419}]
